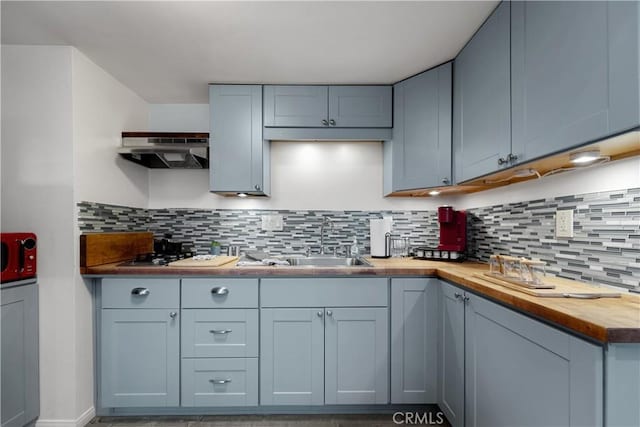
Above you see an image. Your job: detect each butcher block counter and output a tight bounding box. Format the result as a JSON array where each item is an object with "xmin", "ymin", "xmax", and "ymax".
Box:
[{"xmin": 82, "ymin": 256, "xmax": 640, "ymax": 344}]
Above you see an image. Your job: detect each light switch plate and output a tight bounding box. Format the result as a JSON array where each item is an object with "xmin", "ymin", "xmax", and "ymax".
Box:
[
  {"xmin": 261, "ymin": 214, "xmax": 283, "ymax": 231},
  {"xmin": 555, "ymin": 209, "xmax": 574, "ymax": 238}
]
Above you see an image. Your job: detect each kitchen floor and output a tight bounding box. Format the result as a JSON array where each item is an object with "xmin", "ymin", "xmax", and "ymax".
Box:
[{"xmin": 88, "ymin": 411, "xmax": 451, "ymax": 427}]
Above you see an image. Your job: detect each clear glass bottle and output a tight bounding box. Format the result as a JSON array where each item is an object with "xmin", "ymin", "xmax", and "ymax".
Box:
[{"xmin": 350, "ymin": 237, "xmax": 360, "ymax": 257}]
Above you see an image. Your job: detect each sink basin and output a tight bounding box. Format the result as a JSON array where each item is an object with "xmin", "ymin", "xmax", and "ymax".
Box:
[{"xmin": 283, "ymin": 256, "xmax": 372, "ymax": 267}]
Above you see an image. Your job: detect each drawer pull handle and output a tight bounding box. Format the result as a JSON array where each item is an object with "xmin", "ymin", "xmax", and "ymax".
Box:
[
  {"xmin": 211, "ymin": 286, "xmax": 229, "ymax": 296},
  {"xmin": 131, "ymin": 287, "xmax": 150, "ymax": 296},
  {"xmin": 210, "ymin": 329, "xmax": 232, "ymax": 334},
  {"xmin": 210, "ymin": 379, "xmax": 232, "ymax": 384}
]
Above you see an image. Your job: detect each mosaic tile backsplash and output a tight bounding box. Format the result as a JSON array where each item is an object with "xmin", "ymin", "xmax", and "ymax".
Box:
[{"xmin": 77, "ymin": 187, "xmax": 639, "ymax": 290}]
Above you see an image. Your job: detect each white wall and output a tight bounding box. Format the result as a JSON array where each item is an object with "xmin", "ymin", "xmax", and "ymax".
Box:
[
  {"xmin": 71, "ymin": 49, "xmax": 149, "ymax": 422},
  {"xmin": 148, "ymin": 103, "xmax": 208, "ymax": 132},
  {"xmin": 453, "ymin": 156, "xmax": 640, "ymax": 210},
  {"xmin": 1, "ymin": 45, "xmax": 79, "ymax": 424},
  {"xmin": 73, "ymin": 50, "xmax": 149, "ymax": 208},
  {"xmin": 148, "ymin": 141, "xmax": 445, "ymax": 211}
]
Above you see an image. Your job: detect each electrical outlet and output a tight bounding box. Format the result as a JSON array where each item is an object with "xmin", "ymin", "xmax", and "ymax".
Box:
[
  {"xmin": 261, "ymin": 214, "xmax": 283, "ymax": 231},
  {"xmin": 555, "ymin": 209, "xmax": 574, "ymax": 238}
]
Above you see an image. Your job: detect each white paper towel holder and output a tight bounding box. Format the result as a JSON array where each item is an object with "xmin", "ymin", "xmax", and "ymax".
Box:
[{"xmin": 371, "ymin": 232, "xmax": 392, "ymax": 259}]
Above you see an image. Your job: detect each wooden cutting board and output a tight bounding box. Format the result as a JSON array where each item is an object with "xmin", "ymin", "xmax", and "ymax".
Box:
[
  {"xmin": 80, "ymin": 232, "xmax": 153, "ymax": 273},
  {"xmin": 167, "ymin": 256, "xmax": 239, "ymax": 268},
  {"xmin": 475, "ymin": 273, "xmax": 621, "ymax": 298}
]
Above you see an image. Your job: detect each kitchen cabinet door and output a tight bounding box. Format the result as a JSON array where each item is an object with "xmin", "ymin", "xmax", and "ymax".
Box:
[
  {"xmin": 464, "ymin": 293, "xmax": 603, "ymax": 427},
  {"xmin": 324, "ymin": 307, "xmax": 389, "ymax": 405},
  {"xmin": 438, "ymin": 281, "xmax": 465, "ymax": 427},
  {"xmin": 263, "ymin": 85, "xmax": 328, "ymax": 127},
  {"xmin": 391, "ymin": 278, "xmax": 438, "ymax": 404},
  {"xmin": 385, "ymin": 62, "xmax": 451, "ymax": 194},
  {"xmin": 511, "ymin": 1, "xmax": 639, "ymax": 162},
  {"xmin": 209, "ymin": 85, "xmax": 268, "ymax": 195},
  {"xmin": 453, "ymin": 1, "xmax": 511, "ymax": 183},
  {"xmin": 100, "ymin": 309, "xmax": 179, "ymax": 408},
  {"xmin": 328, "ymin": 86, "xmax": 392, "ymax": 128},
  {"xmin": 1, "ymin": 283, "xmax": 39, "ymax": 427},
  {"xmin": 260, "ymin": 308, "xmax": 324, "ymax": 405}
]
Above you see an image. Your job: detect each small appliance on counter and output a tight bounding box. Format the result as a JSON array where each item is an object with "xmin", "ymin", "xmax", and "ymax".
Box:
[
  {"xmin": 370, "ymin": 217, "xmax": 393, "ymax": 258},
  {"xmin": 412, "ymin": 206, "xmax": 467, "ymax": 262},
  {"xmin": 1, "ymin": 232, "xmax": 37, "ymax": 283}
]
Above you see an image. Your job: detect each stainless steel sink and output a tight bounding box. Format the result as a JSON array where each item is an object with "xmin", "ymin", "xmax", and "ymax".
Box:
[{"xmin": 283, "ymin": 256, "xmax": 372, "ymax": 267}]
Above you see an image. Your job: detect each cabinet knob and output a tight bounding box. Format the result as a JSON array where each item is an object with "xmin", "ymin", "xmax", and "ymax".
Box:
[
  {"xmin": 131, "ymin": 287, "xmax": 150, "ymax": 296},
  {"xmin": 454, "ymin": 292, "xmax": 463, "ymax": 301},
  {"xmin": 210, "ymin": 329, "xmax": 232, "ymax": 334},
  {"xmin": 209, "ymin": 379, "xmax": 232, "ymax": 385},
  {"xmin": 442, "ymin": 178, "xmax": 450, "ymax": 185},
  {"xmin": 211, "ymin": 286, "xmax": 229, "ymax": 296},
  {"xmin": 169, "ymin": 312, "xmax": 177, "ymax": 319},
  {"xmin": 326, "ymin": 310, "xmax": 333, "ymax": 317},
  {"xmin": 463, "ymin": 296, "xmax": 470, "ymax": 303},
  {"xmin": 254, "ymin": 184, "xmax": 261, "ymax": 191},
  {"xmin": 329, "ymin": 119, "xmax": 336, "ymax": 126},
  {"xmin": 322, "ymin": 119, "xmax": 329, "ymax": 126},
  {"xmin": 507, "ymin": 153, "xmax": 519, "ymax": 163},
  {"xmin": 498, "ymin": 157, "xmax": 508, "ymax": 165},
  {"xmin": 317, "ymin": 311, "xmax": 324, "ymax": 317}
]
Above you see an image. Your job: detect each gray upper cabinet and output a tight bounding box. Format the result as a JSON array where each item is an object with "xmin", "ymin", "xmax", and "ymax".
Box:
[
  {"xmin": 328, "ymin": 86, "xmax": 392, "ymax": 128},
  {"xmin": 453, "ymin": 1, "xmax": 511, "ymax": 183},
  {"xmin": 391, "ymin": 278, "xmax": 438, "ymax": 404},
  {"xmin": 511, "ymin": 1, "xmax": 640, "ymax": 163},
  {"xmin": 263, "ymin": 86, "xmax": 328, "ymax": 128},
  {"xmin": 263, "ymin": 85, "xmax": 392, "ymax": 128},
  {"xmin": 385, "ymin": 62, "xmax": 452, "ymax": 194},
  {"xmin": 209, "ymin": 85, "xmax": 269, "ymax": 195},
  {"xmin": 1, "ymin": 283, "xmax": 39, "ymax": 427}
]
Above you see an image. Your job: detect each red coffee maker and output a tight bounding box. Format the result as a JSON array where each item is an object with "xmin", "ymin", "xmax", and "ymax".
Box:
[{"xmin": 437, "ymin": 206, "xmax": 467, "ymax": 252}]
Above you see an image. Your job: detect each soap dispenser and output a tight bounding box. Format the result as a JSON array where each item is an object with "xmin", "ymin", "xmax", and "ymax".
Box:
[{"xmin": 350, "ymin": 237, "xmax": 360, "ymax": 257}]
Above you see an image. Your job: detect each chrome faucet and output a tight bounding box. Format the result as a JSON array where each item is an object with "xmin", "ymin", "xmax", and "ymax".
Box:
[{"xmin": 319, "ymin": 216, "xmax": 334, "ymax": 255}]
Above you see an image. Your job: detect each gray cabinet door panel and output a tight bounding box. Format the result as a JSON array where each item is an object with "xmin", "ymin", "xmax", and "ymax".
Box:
[
  {"xmin": 328, "ymin": 86, "xmax": 392, "ymax": 128},
  {"xmin": 181, "ymin": 358, "xmax": 258, "ymax": 407},
  {"xmin": 511, "ymin": 1, "xmax": 639, "ymax": 162},
  {"xmin": 453, "ymin": 1, "xmax": 511, "ymax": 183},
  {"xmin": 390, "ymin": 63, "xmax": 451, "ymax": 192},
  {"xmin": 1, "ymin": 283, "xmax": 39, "ymax": 427},
  {"xmin": 391, "ymin": 278, "xmax": 438, "ymax": 404},
  {"xmin": 181, "ymin": 309, "xmax": 258, "ymax": 358},
  {"xmin": 438, "ymin": 282, "xmax": 465, "ymax": 427},
  {"xmin": 464, "ymin": 293, "xmax": 603, "ymax": 427},
  {"xmin": 209, "ymin": 85, "xmax": 264, "ymax": 193},
  {"xmin": 101, "ymin": 309, "xmax": 179, "ymax": 408},
  {"xmin": 260, "ymin": 308, "xmax": 324, "ymax": 405},
  {"xmin": 325, "ymin": 308, "xmax": 389, "ymax": 405},
  {"xmin": 263, "ymin": 86, "xmax": 328, "ymax": 127}
]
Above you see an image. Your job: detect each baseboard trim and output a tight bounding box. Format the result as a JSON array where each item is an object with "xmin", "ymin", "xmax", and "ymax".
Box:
[{"xmin": 35, "ymin": 407, "xmax": 95, "ymax": 427}]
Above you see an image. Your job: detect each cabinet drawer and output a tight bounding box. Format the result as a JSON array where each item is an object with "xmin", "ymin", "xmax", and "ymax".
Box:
[
  {"xmin": 182, "ymin": 309, "xmax": 258, "ymax": 358},
  {"xmin": 181, "ymin": 358, "xmax": 258, "ymax": 407},
  {"xmin": 260, "ymin": 278, "xmax": 388, "ymax": 307},
  {"xmin": 101, "ymin": 279, "xmax": 179, "ymax": 309},
  {"xmin": 182, "ymin": 278, "xmax": 258, "ymax": 308}
]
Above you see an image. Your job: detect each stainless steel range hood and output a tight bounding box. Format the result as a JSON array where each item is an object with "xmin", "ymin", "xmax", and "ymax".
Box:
[{"xmin": 118, "ymin": 132, "xmax": 209, "ymax": 169}]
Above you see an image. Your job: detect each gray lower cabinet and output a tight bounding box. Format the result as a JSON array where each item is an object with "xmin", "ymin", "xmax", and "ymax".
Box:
[
  {"xmin": 1, "ymin": 282, "xmax": 39, "ymax": 427},
  {"xmin": 99, "ymin": 279, "xmax": 180, "ymax": 408},
  {"xmin": 260, "ymin": 278, "xmax": 389, "ymax": 406},
  {"xmin": 384, "ymin": 62, "xmax": 452, "ymax": 194},
  {"xmin": 100, "ymin": 309, "xmax": 180, "ymax": 408},
  {"xmin": 260, "ymin": 308, "xmax": 325, "ymax": 406},
  {"xmin": 209, "ymin": 85, "xmax": 268, "ymax": 196},
  {"xmin": 511, "ymin": 1, "xmax": 639, "ymax": 163},
  {"xmin": 390, "ymin": 278, "xmax": 438, "ymax": 404},
  {"xmin": 181, "ymin": 358, "xmax": 258, "ymax": 407},
  {"xmin": 263, "ymin": 85, "xmax": 392, "ymax": 128},
  {"xmin": 453, "ymin": 1, "xmax": 511, "ymax": 183},
  {"xmin": 438, "ymin": 281, "xmax": 465, "ymax": 427},
  {"xmin": 439, "ymin": 280, "xmax": 603, "ymax": 427}
]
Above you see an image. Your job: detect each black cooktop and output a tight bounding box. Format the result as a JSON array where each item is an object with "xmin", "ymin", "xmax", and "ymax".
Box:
[{"xmin": 119, "ymin": 251, "xmax": 194, "ymax": 267}]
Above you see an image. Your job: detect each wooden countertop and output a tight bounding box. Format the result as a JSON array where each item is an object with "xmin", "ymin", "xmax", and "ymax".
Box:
[{"xmin": 83, "ymin": 257, "xmax": 640, "ymax": 344}]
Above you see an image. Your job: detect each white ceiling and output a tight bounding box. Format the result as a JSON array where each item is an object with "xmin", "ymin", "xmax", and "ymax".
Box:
[{"xmin": 1, "ymin": 1, "xmax": 498, "ymax": 104}]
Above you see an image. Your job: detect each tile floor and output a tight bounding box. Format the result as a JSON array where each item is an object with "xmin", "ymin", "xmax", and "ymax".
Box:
[{"xmin": 88, "ymin": 411, "xmax": 451, "ymax": 427}]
